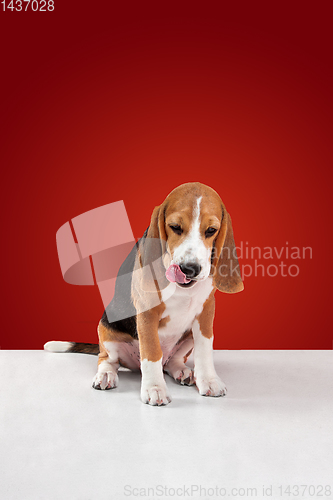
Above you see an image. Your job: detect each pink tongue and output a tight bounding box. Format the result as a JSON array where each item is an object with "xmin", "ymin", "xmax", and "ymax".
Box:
[{"xmin": 165, "ymin": 264, "xmax": 191, "ymax": 284}]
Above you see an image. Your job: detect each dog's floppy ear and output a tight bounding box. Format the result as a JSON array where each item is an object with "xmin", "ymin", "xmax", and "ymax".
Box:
[
  {"xmin": 146, "ymin": 205, "xmax": 167, "ymax": 243},
  {"xmin": 212, "ymin": 209, "xmax": 244, "ymax": 293},
  {"xmin": 137, "ymin": 204, "xmax": 169, "ymax": 292}
]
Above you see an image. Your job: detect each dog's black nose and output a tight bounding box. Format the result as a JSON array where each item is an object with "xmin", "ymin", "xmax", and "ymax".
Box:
[{"xmin": 180, "ymin": 263, "xmax": 202, "ymax": 279}]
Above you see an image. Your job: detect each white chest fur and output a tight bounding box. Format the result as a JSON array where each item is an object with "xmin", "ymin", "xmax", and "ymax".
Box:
[{"xmin": 158, "ymin": 277, "xmax": 214, "ymax": 362}]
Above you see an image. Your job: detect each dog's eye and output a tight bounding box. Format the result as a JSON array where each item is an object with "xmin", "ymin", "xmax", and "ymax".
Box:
[
  {"xmin": 170, "ymin": 225, "xmax": 183, "ymax": 235},
  {"xmin": 205, "ymin": 227, "xmax": 217, "ymax": 238}
]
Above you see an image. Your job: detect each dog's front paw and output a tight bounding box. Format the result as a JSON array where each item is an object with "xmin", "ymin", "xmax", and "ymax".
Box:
[
  {"xmin": 195, "ymin": 376, "xmax": 227, "ymax": 397},
  {"xmin": 92, "ymin": 370, "xmax": 118, "ymax": 390},
  {"xmin": 141, "ymin": 382, "xmax": 172, "ymax": 406}
]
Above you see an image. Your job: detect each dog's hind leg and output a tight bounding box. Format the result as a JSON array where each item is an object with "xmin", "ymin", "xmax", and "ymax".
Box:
[
  {"xmin": 164, "ymin": 336, "xmax": 195, "ymax": 386},
  {"xmin": 92, "ymin": 340, "xmax": 119, "ymax": 391}
]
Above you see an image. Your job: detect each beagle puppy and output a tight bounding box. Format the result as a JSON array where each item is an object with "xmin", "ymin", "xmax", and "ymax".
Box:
[{"xmin": 45, "ymin": 182, "xmax": 243, "ymax": 406}]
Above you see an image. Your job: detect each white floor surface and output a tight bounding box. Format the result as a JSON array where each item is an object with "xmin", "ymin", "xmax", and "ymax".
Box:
[{"xmin": 0, "ymin": 350, "xmax": 332, "ymax": 500}]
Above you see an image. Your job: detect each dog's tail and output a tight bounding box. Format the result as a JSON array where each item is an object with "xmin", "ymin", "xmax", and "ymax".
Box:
[{"xmin": 44, "ymin": 341, "xmax": 99, "ymax": 355}]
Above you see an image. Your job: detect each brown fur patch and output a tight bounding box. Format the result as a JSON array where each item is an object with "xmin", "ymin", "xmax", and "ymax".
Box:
[
  {"xmin": 184, "ymin": 348, "xmax": 193, "ymax": 364},
  {"xmin": 98, "ymin": 322, "xmax": 135, "ymax": 344},
  {"xmin": 136, "ymin": 303, "xmax": 165, "ymax": 362},
  {"xmin": 212, "ymin": 211, "xmax": 244, "ymax": 293},
  {"xmin": 196, "ymin": 289, "xmax": 216, "ymax": 339},
  {"xmin": 159, "ymin": 315, "xmax": 170, "ymax": 328},
  {"xmin": 97, "ymin": 341, "xmax": 110, "ymax": 367}
]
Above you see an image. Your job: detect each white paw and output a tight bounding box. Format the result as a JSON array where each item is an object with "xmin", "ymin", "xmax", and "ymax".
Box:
[
  {"xmin": 92, "ymin": 370, "xmax": 118, "ymax": 390},
  {"xmin": 173, "ymin": 367, "xmax": 195, "ymax": 386},
  {"xmin": 195, "ymin": 376, "xmax": 227, "ymax": 397},
  {"xmin": 141, "ymin": 383, "xmax": 172, "ymax": 406}
]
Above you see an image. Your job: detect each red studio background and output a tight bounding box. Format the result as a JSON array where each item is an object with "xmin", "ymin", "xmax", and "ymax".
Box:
[{"xmin": 0, "ymin": 1, "xmax": 332, "ymax": 350}]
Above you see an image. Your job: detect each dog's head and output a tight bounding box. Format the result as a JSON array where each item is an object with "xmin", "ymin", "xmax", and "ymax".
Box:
[{"xmin": 140, "ymin": 182, "xmax": 243, "ymax": 293}]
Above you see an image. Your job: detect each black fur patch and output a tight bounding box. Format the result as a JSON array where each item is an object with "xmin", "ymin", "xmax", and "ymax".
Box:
[
  {"xmin": 101, "ymin": 228, "xmax": 149, "ymax": 340},
  {"xmin": 68, "ymin": 343, "xmax": 100, "ymax": 355}
]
